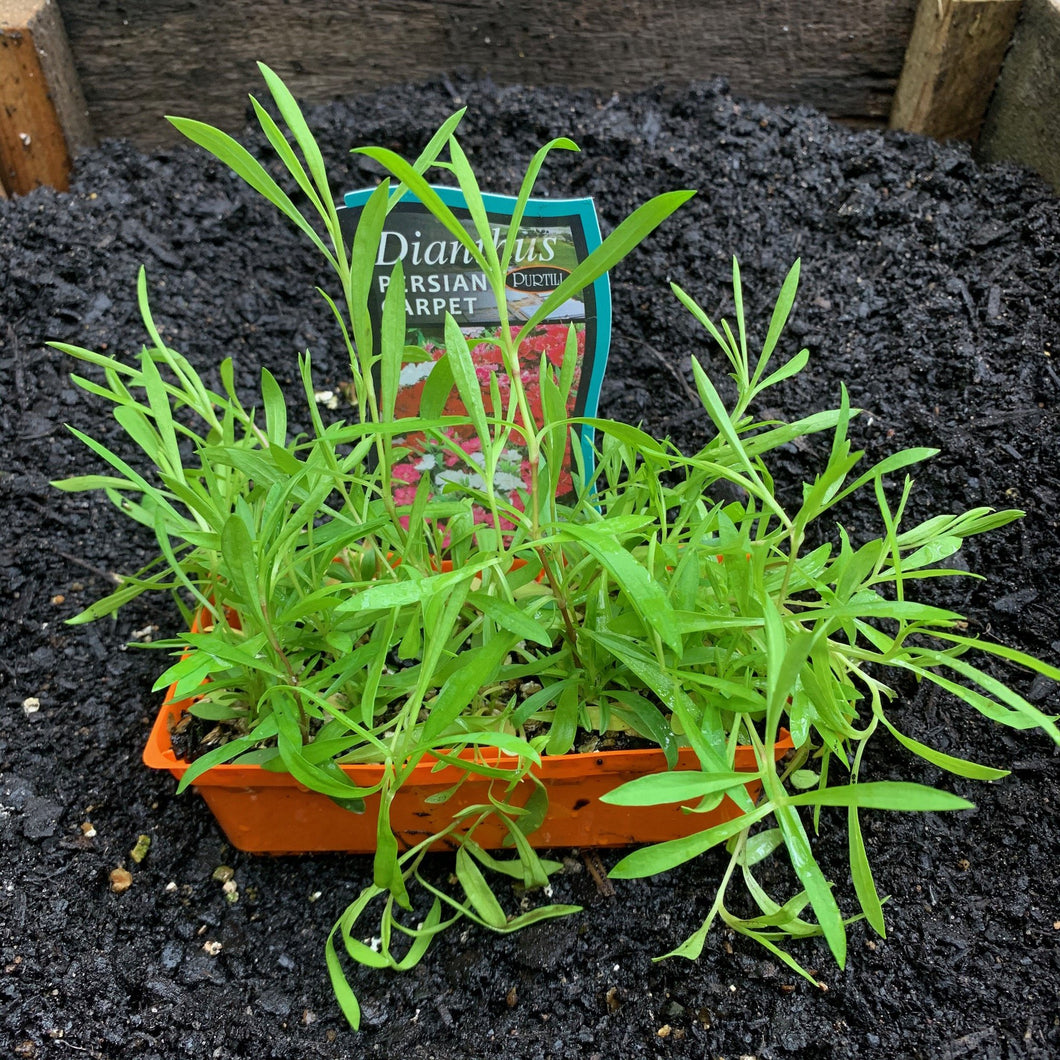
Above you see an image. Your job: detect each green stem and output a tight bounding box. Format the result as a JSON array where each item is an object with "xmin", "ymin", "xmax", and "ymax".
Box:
[
  {"xmin": 777, "ymin": 527, "xmax": 804, "ymax": 604},
  {"xmin": 533, "ymin": 544, "xmax": 582, "ymax": 667},
  {"xmin": 664, "ymin": 828, "xmax": 747, "ymax": 961}
]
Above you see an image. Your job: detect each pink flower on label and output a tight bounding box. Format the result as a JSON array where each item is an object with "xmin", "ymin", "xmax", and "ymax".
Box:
[{"xmin": 390, "ymin": 462, "xmax": 421, "ymax": 484}]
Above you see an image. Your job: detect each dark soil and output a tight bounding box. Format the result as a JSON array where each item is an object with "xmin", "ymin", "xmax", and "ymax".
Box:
[{"xmin": 3, "ymin": 76, "xmax": 1059, "ymax": 1060}]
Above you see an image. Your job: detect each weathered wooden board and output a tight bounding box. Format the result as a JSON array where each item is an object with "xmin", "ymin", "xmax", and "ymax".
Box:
[
  {"xmin": 59, "ymin": 0, "xmax": 919, "ymax": 148},
  {"xmin": 0, "ymin": 0, "xmax": 94, "ymax": 194},
  {"xmin": 890, "ymin": 0, "xmax": 1023, "ymax": 143},
  {"xmin": 980, "ymin": 0, "xmax": 1060, "ymax": 192}
]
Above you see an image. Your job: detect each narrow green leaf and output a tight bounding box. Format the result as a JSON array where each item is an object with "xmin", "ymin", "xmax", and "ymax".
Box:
[
  {"xmin": 558, "ymin": 522, "xmax": 681, "ymax": 653},
  {"xmin": 482, "ymin": 903, "xmax": 582, "ymax": 934},
  {"xmin": 925, "ymin": 648, "xmax": 1060, "ymax": 743},
  {"xmin": 171, "ymin": 630, "xmax": 277, "ymax": 674},
  {"xmin": 325, "ymin": 925, "xmax": 363, "ymax": 1030},
  {"xmin": 429, "ymin": 730, "xmax": 540, "ymax": 764},
  {"xmin": 900, "ymin": 660, "xmax": 1048, "ymax": 732},
  {"xmin": 510, "ymin": 781, "xmax": 550, "ymax": 843},
  {"xmin": 392, "ymin": 898, "xmax": 447, "ymax": 971},
  {"xmin": 775, "ymin": 804, "xmax": 846, "ymax": 965},
  {"xmin": 348, "ymin": 180, "xmax": 391, "ymax": 354},
  {"xmin": 444, "ymin": 313, "xmax": 491, "ymax": 444},
  {"xmin": 153, "ymin": 650, "xmax": 217, "ymax": 700},
  {"xmin": 464, "ymin": 838, "xmax": 563, "ymax": 882},
  {"xmin": 571, "ymin": 418, "xmax": 669, "ymax": 457},
  {"xmin": 671, "ymin": 283, "xmax": 734, "ymax": 363},
  {"xmin": 64, "ymin": 578, "xmax": 160, "ymax": 625},
  {"xmin": 260, "ymin": 368, "xmax": 287, "ymax": 446},
  {"xmin": 334, "ymin": 930, "xmax": 392, "ymax": 970},
  {"xmin": 605, "ymin": 690, "xmax": 679, "ymax": 767},
  {"xmin": 783, "ymin": 781, "xmax": 974, "ymax": 812},
  {"xmin": 719, "ymin": 921, "xmax": 825, "ymax": 986},
  {"xmin": 600, "ymin": 770, "xmax": 758, "ymax": 806},
  {"xmin": 249, "ymin": 94, "xmax": 327, "ymax": 218},
  {"xmin": 446, "ymin": 135, "xmax": 501, "ymax": 274},
  {"xmin": 878, "ymin": 716, "xmax": 1009, "ymax": 781},
  {"xmin": 136, "ymin": 266, "xmax": 170, "ymax": 357},
  {"xmin": 112, "ymin": 404, "xmax": 163, "ymax": 468},
  {"xmin": 608, "ymin": 803, "xmax": 773, "ymax": 878},
  {"xmin": 848, "ymin": 807, "xmax": 886, "ymax": 937},
  {"xmin": 455, "ymin": 846, "xmax": 508, "ymax": 928},
  {"xmin": 257, "ymin": 62, "xmax": 334, "ymax": 212},
  {"xmin": 753, "ymin": 348, "xmax": 809, "ymax": 396},
  {"xmin": 336, "ymin": 564, "xmax": 482, "ymax": 613},
  {"xmin": 544, "ymin": 681, "xmax": 580, "ymax": 757},
  {"xmin": 768, "ymin": 628, "xmax": 817, "ymax": 722},
  {"xmin": 731, "ymin": 256, "xmax": 748, "ymax": 376},
  {"xmin": 583, "ymin": 628, "xmax": 731, "ymax": 777},
  {"xmin": 220, "ymin": 513, "xmax": 260, "ymax": 610},
  {"xmin": 500, "ymin": 135, "xmax": 580, "ymax": 275},
  {"xmin": 139, "ymin": 353, "xmax": 183, "ymax": 477},
  {"xmin": 373, "ymin": 781, "xmax": 411, "ymax": 909},
  {"xmin": 175, "ymin": 715, "xmax": 280, "ymax": 792},
  {"xmin": 517, "ymin": 190, "xmax": 695, "ymax": 337},
  {"xmin": 690, "ymin": 358, "xmax": 762, "ymax": 486},
  {"xmin": 933, "ymin": 631, "xmax": 1060, "ymax": 683},
  {"xmin": 419, "ymin": 354, "xmax": 456, "ymax": 420},
  {"xmin": 272, "ymin": 695, "xmax": 368, "ymax": 802},
  {"xmin": 469, "ymin": 590, "xmax": 553, "ymax": 646},
  {"xmin": 167, "ymin": 115, "xmax": 335, "ymax": 267},
  {"xmin": 888, "ymin": 536, "xmax": 962, "ymax": 572},
  {"xmin": 421, "ymin": 631, "xmax": 519, "ymax": 743},
  {"xmin": 188, "ymin": 700, "xmax": 244, "ymax": 721},
  {"xmin": 67, "ymin": 425, "xmax": 184, "ymax": 529},
  {"xmin": 740, "ymin": 827, "xmax": 784, "ymax": 868},
  {"xmin": 351, "ymin": 146, "xmax": 489, "ymax": 271},
  {"xmin": 52, "ymin": 474, "xmax": 144, "ymax": 493},
  {"xmin": 379, "ymin": 261, "xmax": 406, "ymax": 422},
  {"xmin": 758, "ymin": 258, "xmax": 800, "ymax": 368},
  {"xmin": 389, "ymin": 107, "xmax": 467, "ymax": 208},
  {"xmin": 833, "ymin": 448, "xmax": 939, "ymax": 506}
]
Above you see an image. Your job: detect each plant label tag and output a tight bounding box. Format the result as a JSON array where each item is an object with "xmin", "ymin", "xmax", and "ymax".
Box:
[{"xmin": 339, "ymin": 185, "xmax": 610, "ymax": 517}]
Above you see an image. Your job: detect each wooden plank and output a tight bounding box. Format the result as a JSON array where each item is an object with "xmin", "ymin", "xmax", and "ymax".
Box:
[
  {"xmin": 980, "ymin": 0, "xmax": 1060, "ymax": 193},
  {"xmin": 58, "ymin": 0, "xmax": 919, "ymax": 149},
  {"xmin": 890, "ymin": 0, "xmax": 1023, "ymax": 142},
  {"xmin": 0, "ymin": 0, "xmax": 94, "ymax": 195}
]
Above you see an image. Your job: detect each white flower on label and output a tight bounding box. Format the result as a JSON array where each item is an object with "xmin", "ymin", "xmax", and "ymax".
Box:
[
  {"xmin": 493, "ymin": 471, "xmax": 525, "ymax": 492},
  {"xmin": 399, "ymin": 361, "xmax": 434, "ymax": 386}
]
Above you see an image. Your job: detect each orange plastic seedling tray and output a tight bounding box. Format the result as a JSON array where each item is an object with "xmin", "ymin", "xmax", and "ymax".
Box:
[{"xmin": 145, "ymin": 678, "xmax": 792, "ymax": 854}]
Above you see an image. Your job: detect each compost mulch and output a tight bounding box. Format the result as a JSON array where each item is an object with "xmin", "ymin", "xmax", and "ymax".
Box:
[{"xmin": 2, "ymin": 76, "xmax": 1059, "ymax": 1060}]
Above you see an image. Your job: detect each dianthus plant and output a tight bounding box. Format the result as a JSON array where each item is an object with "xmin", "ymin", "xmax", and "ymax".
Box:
[{"xmin": 52, "ymin": 65, "xmax": 1060, "ymax": 1028}]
